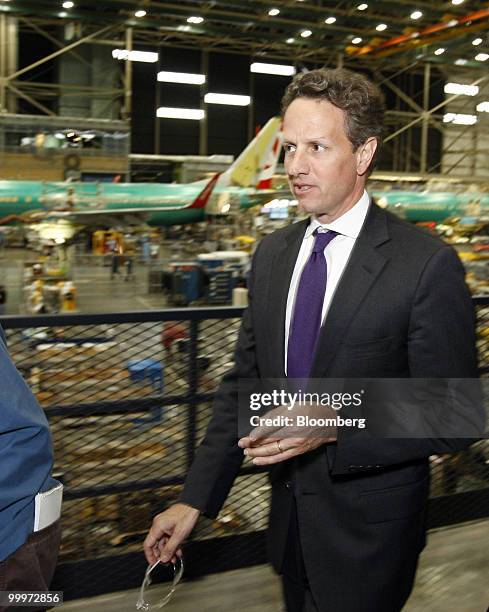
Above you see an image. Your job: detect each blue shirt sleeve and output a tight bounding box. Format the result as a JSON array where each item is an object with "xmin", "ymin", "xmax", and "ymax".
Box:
[{"xmin": 0, "ymin": 326, "xmax": 54, "ymax": 561}]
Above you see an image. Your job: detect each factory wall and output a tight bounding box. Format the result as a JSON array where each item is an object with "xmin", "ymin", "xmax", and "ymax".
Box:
[
  {"xmin": 131, "ymin": 47, "xmax": 280, "ymax": 158},
  {"xmin": 442, "ymin": 74, "xmax": 489, "ymax": 178},
  {"xmin": 58, "ymin": 45, "xmax": 92, "ymax": 117},
  {"xmin": 131, "ymin": 54, "xmax": 158, "ymax": 155},
  {"xmin": 57, "ymin": 42, "xmax": 120, "ymax": 119},
  {"xmin": 17, "ymin": 31, "xmax": 57, "ymax": 115},
  {"xmin": 155, "ymin": 47, "xmax": 201, "ymax": 156},
  {"xmin": 381, "ymin": 68, "xmax": 444, "ymax": 173},
  {"xmin": 132, "ymin": 58, "xmax": 445, "ymax": 170},
  {"xmin": 15, "ymin": 30, "xmax": 447, "ymax": 171}
]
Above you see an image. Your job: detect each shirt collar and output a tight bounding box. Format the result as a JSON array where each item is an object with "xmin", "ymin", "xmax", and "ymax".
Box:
[{"xmin": 305, "ymin": 190, "xmax": 370, "ymax": 239}]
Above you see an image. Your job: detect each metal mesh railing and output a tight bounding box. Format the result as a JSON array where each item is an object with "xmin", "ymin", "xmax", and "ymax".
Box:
[
  {"xmin": 424, "ymin": 297, "xmax": 489, "ymax": 526},
  {"xmin": 1, "ymin": 309, "xmax": 267, "ymax": 597},
  {"xmin": 1, "ymin": 300, "xmax": 488, "ymax": 599}
]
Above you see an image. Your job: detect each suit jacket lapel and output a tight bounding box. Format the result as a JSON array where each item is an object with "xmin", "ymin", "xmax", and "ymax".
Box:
[
  {"xmin": 310, "ymin": 203, "xmax": 390, "ymax": 377},
  {"xmin": 267, "ymin": 219, "xmax": 308, "ymax": 377}
]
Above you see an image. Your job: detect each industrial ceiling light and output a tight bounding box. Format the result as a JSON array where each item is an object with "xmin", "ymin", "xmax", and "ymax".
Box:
[
  {"xmin": 300, "ymin": 29, "xmax": 312, "ymax": 38},
  {"xmin": 286, "ymin": 38, "xmax": 295, "ymax": 44},
  {"xmin": 434, "ymin": 48, "xmax": 445, "ymax": 55},
  {"xmin": 451, "ymin": 0, "xmax": 464, "ymax": 4},
  {"xmin": 352, "ymin": 37, "xmax": 362, "ymax": 44},
  {"xmin": 59, "ymin": 11, "xmax": 68, "ymax": 17},
  {"xmin": 156, "ymin": 107, "xmax": 205, "ymax": 120},
  {"xmin": 410, "ymin": 10, "xmax": 422, "ymax": 20},
  {"xmin": 250, "ymin": 62, "xmax": 296, "ymax": 76},
  {"xmin": 62, "ymin": 1, "xmax": 74, "ymax": 8},
  {"xmin": 455, "ymin": 59, "xmax": 467, "ymax": 65},
  {"xmin": 376, "ymin": 23, "xmax": 387, "ymax": 31},
  {"xmin": 134, "ymin": 10, "xmax": 146, "ymax": 18},
  {"xmin": 204, "ymin": 93, "xmax": 251, "ymax": 106},
  {"xmin": 157, "ymin": 71, "xmax": 206, "ymax": 85},
  {"xmin": 268, "ymin": 8, "xmax": 280, "ymax": 16},
  {"xmin": 444, "ymin": 82, "xmax": 479, "ymax": 96},
  {"xmin": 357, "ymin": 4, "xmax": 368, "ymax": 10},
  {"xmin": 472, "ymin": 38, "xmax": 483, "ymax": 46},
  {"xmin": 476, "ymin": 101, "xmax": 489, "ymax": 113},
  {"xmin": 112, "ymin": 49, "xmax": 158, "ymax": 63},
  {"xmin": 443, "ymin": 113, "xmax": 476, "ymax": 125},
  {"xmin": 324, "ymin": 17, "xmax": 336, "ymax": 24},
  {"xmin": 187, "ymin": 16, "xmax": 204, "ymax": 24},
  {"xmin": 475, "ymin": 53, "xmax": 489, "ymax": 61}
]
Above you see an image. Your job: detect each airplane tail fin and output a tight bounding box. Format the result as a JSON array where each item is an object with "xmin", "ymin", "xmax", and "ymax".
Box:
[
  {"xmin": 223, "ymin": 117, "xmax": 282, "ymax": 189},
  {"xmin": 188, "ymin": 172, "xmax": 221, "ymax": 209},
  {"xmin": 256, "ymin": 128, "xmax": 283, "ymax": 190}
]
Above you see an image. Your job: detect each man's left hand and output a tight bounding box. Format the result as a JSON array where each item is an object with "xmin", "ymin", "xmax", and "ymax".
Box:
[{"xmin": 238, "ymin": 403, "xmax": 337, "ymax": 466}]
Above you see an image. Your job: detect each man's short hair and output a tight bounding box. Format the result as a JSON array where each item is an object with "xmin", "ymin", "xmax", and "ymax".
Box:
[{"xmin": 281, "ymin": 68, "xmax": 385, "ymax": 173}]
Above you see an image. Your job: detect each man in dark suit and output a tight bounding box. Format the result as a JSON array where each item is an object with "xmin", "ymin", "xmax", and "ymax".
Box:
[{"xmin": 144, "ymin": 68, "xmax": 480, "ymax": 611}]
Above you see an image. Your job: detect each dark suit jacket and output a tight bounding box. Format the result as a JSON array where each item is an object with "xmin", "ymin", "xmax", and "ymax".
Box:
[{"xmin": 181, "ymin": 203, "xmax": 480, "ymax": 611}]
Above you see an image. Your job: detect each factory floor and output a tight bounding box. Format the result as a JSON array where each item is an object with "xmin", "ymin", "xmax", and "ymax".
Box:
[
  {"xmin": 0, "ymin": 247, "xmax": 171, "ymax": 315},
  {"xmin": 59, "ymin": 520, "xmax": 489, "ymax": 612}
]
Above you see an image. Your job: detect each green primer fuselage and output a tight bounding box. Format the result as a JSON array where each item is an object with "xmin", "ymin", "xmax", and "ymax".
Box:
[
  {"xmin": 371, "ymin": 190, "xmax": 489, "ymax": 223},
  {"xmin": 0, "ymin": 180, "xmax": 251, "ymax": 227},
  {"xmin": 1, "ymin": 181, "xmax": 488, "ymax": 226}
]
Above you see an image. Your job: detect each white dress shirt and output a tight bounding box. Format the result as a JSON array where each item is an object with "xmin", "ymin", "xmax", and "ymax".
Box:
[{"xmin": 284, "ymin": 190, "xmax": 370, "ymax": 372}]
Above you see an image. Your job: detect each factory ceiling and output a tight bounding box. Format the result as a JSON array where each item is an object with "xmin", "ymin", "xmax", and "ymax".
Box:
[{"xmin": 3, "ymin": 0, "xmax": 489, "ymax": 71}]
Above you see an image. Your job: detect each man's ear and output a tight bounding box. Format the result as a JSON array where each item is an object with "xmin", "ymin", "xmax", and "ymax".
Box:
[{"xmin": 356, "ymin": 137, "xmax": 377, "ymax": 176}]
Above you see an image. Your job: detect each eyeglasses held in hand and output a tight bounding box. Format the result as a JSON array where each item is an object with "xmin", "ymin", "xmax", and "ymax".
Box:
[{"xmin": 136, "ymin": 556, "xmax": 184, "ymax": 610}]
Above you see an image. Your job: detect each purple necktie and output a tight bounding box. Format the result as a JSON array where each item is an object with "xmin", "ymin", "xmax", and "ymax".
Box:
[{"xmin": 287, "ymin": 229, "xmax": 338, "ymax": 379}]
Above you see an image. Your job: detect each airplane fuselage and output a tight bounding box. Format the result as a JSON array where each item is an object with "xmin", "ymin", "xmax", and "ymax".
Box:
[
  {"xmin": 372, "ymin": 190, "xmax": 489, "ymax": 222},
  {"xmin": 1, "ymin": 181, "xmax": 488, "ymax": 227},
  {"xmin": 0, "ymin": 180, "xmax": 251, "ymax": 227}
]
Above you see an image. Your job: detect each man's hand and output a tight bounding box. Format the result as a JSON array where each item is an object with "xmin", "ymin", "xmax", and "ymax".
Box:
[
  {"xmin": 144, "ymin": 503, "xmax": 200, "ymax": 565},
  {"xmin": 238, "ymin": 403, "xmax": 337, "ymax": 466}
]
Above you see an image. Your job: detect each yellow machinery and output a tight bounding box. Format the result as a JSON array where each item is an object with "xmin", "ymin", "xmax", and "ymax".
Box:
[{"xmin": 92, "ymin": 230, "xmax": 124, "ymax": 255}]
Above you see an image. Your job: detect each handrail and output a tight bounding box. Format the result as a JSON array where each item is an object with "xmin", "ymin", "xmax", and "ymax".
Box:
[
  {"xmin": 0, "ymin": 306, "xmax": 246, "ymax": 329},
  {"xmin": 1, "ymin": 296, "xmax": 486, "ymax": 329}
]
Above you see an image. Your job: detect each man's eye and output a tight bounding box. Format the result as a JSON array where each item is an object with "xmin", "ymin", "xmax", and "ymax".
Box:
[
  {"xmin": 284, "ymin": 144, "xmax": 296, "ymax": 153},
  {"xmin": 312, "ymin": 143, "xmax": 325, "ymax": 152}
]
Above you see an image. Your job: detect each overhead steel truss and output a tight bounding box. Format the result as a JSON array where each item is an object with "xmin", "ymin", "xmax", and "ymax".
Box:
[
  {"xmin": 4, "ymin": 0, "xmax": 488, "ymax": 68},
  {"xmin": 0, "ymin": 1, "xmax": 488, "ymax": 178}
]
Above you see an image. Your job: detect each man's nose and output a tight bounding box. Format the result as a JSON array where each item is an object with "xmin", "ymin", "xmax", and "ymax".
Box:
[{"xmin": 287, "ymin": 149, "xmax": 309, "ymax": 176}]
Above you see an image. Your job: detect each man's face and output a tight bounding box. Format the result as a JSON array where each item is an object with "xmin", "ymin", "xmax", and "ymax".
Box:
[{"xmin": 283, "ymin": 97, "xmax": 376, "ymax": 222}]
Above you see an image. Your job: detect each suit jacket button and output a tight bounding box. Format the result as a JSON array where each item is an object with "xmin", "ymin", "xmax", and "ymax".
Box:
[
  {"xmin": 348, "ymin": 465, "xmax": 366, "ymax": 472},
  {"xmin": 285, "ymin": 481, "xmax": 292, "ymax": 490}
]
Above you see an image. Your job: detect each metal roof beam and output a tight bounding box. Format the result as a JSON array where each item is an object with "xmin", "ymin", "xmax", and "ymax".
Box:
[
  {"xmin": 7, "ymin": 24, "xmax": 115, "ymax": 81},
  {"xmin": 385, "ymin": 74, "xmax": 488, "ymax": 143},
  {"xmin": 18, "ymin": 16, "xmax": 92, "ymax": 69}
]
